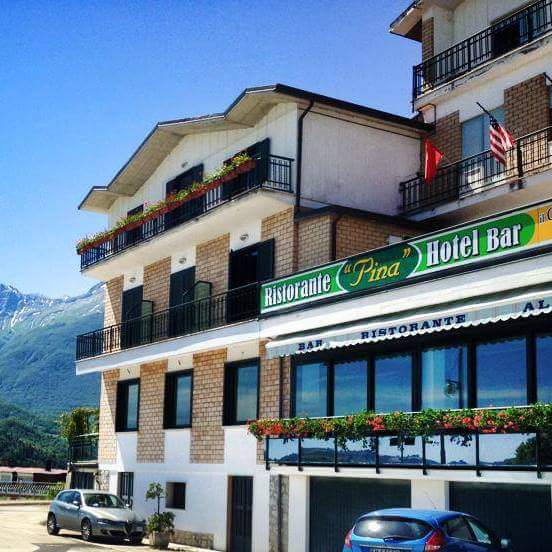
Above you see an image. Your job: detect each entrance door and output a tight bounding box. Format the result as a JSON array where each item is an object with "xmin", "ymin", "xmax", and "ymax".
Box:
[
  {"xmin": 229, "ymin": 476, "xmax": 253, "ymax": 552},
  {"xmin": 450, "ymin": 482, "xmax": 552, "ymax": 552},
  {"xmin": 165, "ymin": 164, "xmax": 204, "ymax": 228},
  {"xmin": 121, "ymin": 286, "xmax": 144, "ymax": 348},
  {"xmin": 227, "ymin": 240, "xmax": 273, "ymax": 322},
  {"xmin": 169, "ymin": 267, "xmax": 196, "ymax": 336},
  {"xmin": 309, "ymin": 477, "xmax": 411, "ymax": 552},
  {"xmin": 118, "ymin": 472, "xmax": 134, "ymax": 507}
]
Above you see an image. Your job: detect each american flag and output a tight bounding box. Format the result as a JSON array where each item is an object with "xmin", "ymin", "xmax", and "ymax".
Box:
[{"xmin": 489, "ymin": 115, "xmax": 515, "ymax": 165}]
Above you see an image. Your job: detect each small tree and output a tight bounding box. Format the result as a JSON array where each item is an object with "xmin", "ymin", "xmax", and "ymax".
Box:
[
  {"xmin": 58, "ymin": 407, "xmax": 99, "ymax": 440},
  {"xmin": 145, "ymin": 482, "xmax": 164, "ymax": 515}
]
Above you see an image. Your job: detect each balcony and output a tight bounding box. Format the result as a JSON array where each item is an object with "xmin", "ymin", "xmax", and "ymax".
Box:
[
  {"xmin": 68, "ymin": 433, "xmax": 98, "ymax": 463},
  {"xmin": 80, "ymin": 154, "xmax": 293, "ymax": 270},
  {"xmin": 76, "ymin": 282, "xmax": 259, "ymax": 360},
  {"xmin": 413, "ymin": 0, "xmax": 552, "ymax": 99},
  {"xmin": 399, "ymin": 125, "xmax": 552, "ymax": 214}
]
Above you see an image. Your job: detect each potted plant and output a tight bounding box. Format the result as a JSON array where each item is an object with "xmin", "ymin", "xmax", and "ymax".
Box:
[{"xmin": 145, "ymin": 483, "xmax": 175, "ymax": 549}]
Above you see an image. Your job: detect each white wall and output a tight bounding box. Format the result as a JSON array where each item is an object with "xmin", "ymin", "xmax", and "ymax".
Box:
[
  {"xmin": 301, "ymin": 112, "xmax": 421, "ymax": 215},
  {"xmin": 108, "ymin": 102, "xmax": 298, "ymax": 225}
]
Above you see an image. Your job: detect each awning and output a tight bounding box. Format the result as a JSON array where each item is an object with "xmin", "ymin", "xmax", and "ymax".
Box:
[{"xmin": 265, "ymin": 285, "xmax": 552, "ymax": 359}]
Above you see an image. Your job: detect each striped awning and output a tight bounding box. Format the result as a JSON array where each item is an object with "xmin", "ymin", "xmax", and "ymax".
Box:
[{"xmin": 265, "ymin": 285, "xmax": 552, "ymax": 359}]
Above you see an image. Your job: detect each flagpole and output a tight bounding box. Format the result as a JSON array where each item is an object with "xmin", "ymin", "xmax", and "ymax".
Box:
[{"xmin": 476, "ymin": 102, "xmax": 493, "ymax": 118}]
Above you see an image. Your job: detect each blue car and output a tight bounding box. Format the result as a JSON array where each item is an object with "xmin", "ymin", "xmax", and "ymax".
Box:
[{"xmin": 343, "ymin": 508, "xmax": 513, "ymax": 552}]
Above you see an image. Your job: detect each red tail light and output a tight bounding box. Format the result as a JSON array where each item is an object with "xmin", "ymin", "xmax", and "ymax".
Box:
[
  {"xmin": 344, "ymin": 528, "xmax": 352, "ymax": 549},
  {"xmin": 424, "ymin": 529, "xmax": 446, "ymax": 551}
]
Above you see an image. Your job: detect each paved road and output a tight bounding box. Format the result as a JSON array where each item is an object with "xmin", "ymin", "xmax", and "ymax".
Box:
[{"xmin": 0, "ymin": 504, "xmax": 145, "ymax": 552}]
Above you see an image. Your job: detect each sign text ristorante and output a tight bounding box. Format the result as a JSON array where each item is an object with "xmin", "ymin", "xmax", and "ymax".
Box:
[{"xmin": 261, "ymin": 202, "xmax": 552, "ymax": 313}]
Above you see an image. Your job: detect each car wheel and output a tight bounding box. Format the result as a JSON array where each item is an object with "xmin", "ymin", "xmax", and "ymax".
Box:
[
  {"xmin": 46, "ymin": 513, "xmax": 59, "ymax": 535},
  {"xmin": 130, "ymin": 536, "xmax": 143, "ymax": 545},
  {"xmin": 81, "ymin": 519, "xmax": 94, "ymax": 542}
]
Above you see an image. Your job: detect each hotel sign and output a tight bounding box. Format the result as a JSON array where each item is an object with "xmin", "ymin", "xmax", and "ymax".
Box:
[{"xmin": 261, "ymin": 202, "xmax": 552, "ymax": 314}]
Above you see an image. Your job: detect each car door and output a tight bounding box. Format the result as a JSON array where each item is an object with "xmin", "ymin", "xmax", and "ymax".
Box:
[
  {"xmin": 64, "ymin": 491, "xmax": 82, "ymax": 530},
  {"xmin": 54, "ymin": 491, "xmax": 72, "ymax": 528}
]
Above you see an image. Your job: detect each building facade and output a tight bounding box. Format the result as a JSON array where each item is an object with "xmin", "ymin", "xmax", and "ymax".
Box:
[{"xmin": 74, "ymin": 2, "xmax": 552, "ymax": 551}]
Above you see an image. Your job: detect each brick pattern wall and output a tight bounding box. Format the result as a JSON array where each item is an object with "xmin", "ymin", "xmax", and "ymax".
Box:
[
  {"xmin": 430, "ymin": 111, "xmax": 462, "ymax": 164},
  {"xmin": 257, "ymin": 342, "xmax": 291, "ymax": 463},
  {"xmin": 297, "ymin": 214, "xmax": 334, "ymax": 271},
  {"xmin": 261, "ymin": 207, "xmax": 297, "ymax": 277},
  {"xmin": 196, "ymin": 234, "xmax": 230, "ymax": 295},
  {"xmin": 136, "ymin": 360, "xmax": 167, "ymax": 463},
  {"xmin": 505, "ymin": 74, "xmax": 550, "ymax": 138},
  {"xmin": 335, "ymin": 216, "xmax": 420, "ymax": 259},
  {"xmin": 190, "ymin": 348, "xmax": 227, "ymax": 464},
  {"xmin": 173, "ymin": 530, "xmax": 214, "ymax": 549},
  {"xmin": 98, "ymin": 369, "xmax": 119, "ymax": 464},
  {"xmin": 143, "ymin": 257, "xmax": 171, "ymax": 312},
  {"xmin": 421, "ymin": 17, "xmax": 434, "ymax": 61},
  {"xmin": 104, "ymin": 276, "xmax": 123, "ymax": 327}
]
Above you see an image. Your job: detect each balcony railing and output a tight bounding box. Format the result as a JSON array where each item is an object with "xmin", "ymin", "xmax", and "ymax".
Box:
[
  {"xmin": 76, "ymin": 282, "xmax": 259, "ymax": 360},
  {"xmin": 265, "ymin": 430, "xmax": 551, "ymax": 477},
  {"xmin": 400, "ymin": 125, "xmax": 552, "ymax": 214},
  {"xmin": 80, "ymin": 154, "xmax": 293, "ymax": 270},
  {"xmin": 69, "ymin": 433, "xmax": 99, "ymax": 463},
  {"xmin": 413, "ymin": 0, "xmax": 552, "ymax": 98}
]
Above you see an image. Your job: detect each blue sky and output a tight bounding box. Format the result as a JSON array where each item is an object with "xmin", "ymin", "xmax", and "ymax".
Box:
[{"xmin": 0, "ymin": 0, "xmax": 418, "ymax": 298}]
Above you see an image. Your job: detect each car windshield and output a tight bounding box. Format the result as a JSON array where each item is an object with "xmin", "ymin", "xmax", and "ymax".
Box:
[
  {"xmin": 354, "ymin": 517, "xmax": 431, "ymax": 540},
  {"xmin": 83, "ymin": 493, "xmax": 125, "ymax": 508}
]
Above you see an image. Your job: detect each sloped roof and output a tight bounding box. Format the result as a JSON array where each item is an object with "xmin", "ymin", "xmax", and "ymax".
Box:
[{"xmin": 79, "ymin": 84, "xmax": 431, "ymax": 213}]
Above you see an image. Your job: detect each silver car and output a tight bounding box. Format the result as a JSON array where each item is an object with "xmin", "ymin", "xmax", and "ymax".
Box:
[{"xmin": 47, "ymin": 489, "xmax": 145, "ymax": 544}]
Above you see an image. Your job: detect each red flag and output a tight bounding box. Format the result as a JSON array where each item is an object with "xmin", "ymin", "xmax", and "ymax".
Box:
[{"xmin": 424, "ymin": 138, "xmax": 443, "ymax": 183}]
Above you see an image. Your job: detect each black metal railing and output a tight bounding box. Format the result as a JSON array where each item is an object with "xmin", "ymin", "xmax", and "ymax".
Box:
[
  {"xmin": 265, "ymin": 428, "xmax": 551, "ymax": 477},
  {"xmin": 80, "ymin": 154, "xmax": 293, "ymax": 270},
  {"xmin": 413, "ymin": 0, "xmax": 552, "ymax": 98},
  {"xmin": 400, "ymin": 125, "xmax": 552, "ymax": 213},
  {"xmin": 76, "ymin": 282, "xmax": 259, "ymax": 360},
  {"xmin": 69, "ymin": 433, "xmax": 99, "ymax": 463}
]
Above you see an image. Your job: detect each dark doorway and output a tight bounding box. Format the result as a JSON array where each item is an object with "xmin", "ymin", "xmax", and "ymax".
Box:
[
  {"xmin": 227, "ymin": 239, "xmax": 273, "ymax": 322},
  {"xmin": 118, "ymin": 472, "xmax": 134, "ymax": 507},
  {"xmin": 309, "ymin": 477, "xmax": 411, "ymax": 552},
  {"xmin": 165, "ymin": 164, "xmax": 204, "ymax": 228},
  {"xmin": 121, "ymin": 286, "xmax": 150, "ymax": 348},
  {"xmin": 169, "ymin": 267, "xmax": 196, "ymax": 336},
  {"xmin": 450, "ymin": 482, "xmax": 552, "ymax": 552},
  {"xmin": 229, "ymin": 476, "xmax": 253, "ymax": 552},
  {"xmin": 125, "ymin": 205, "xmax": 144, "ymax": 247}
]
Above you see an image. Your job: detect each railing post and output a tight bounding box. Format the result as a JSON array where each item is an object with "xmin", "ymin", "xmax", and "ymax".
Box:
[{"xmin": 517, "ymin": 140, "xmax": 524, "ymax": 179}]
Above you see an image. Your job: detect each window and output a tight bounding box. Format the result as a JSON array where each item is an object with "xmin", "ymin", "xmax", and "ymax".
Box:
[
  {"xmin": 164, "ymin": 371, "xmax": 193, "ymax": 428},
  {"xmin": 476, "ymin": 337, "xmax": 527, "ymax": 407},
  {"xmin": 166, "ymin": 482, "xmax": 186, "ymax": 509},
  {"xmin": 333, "ymin": 360, "xmax": 368, "ymax": 416},
  {"xmin": 442, "ymin": 516, "xmax": 473, "ymax": 541},
  {"xmin": 461, "ymin": 107, "xmax": 505, "ymax": 158},
  {"xmin": 293, "ymin": 361, "xmax": 328, "ymax": 418},
  {"xmin": 466, "ymin": 518, "xmax": 494, "ymax": 545},
  {"xmin": 116, "ymin": 379, "xmax": 140, "ymax": 431},
  {"xmin": 374, "ymin": 353, "xmax": 412, "ymax": 413},
  {"xmin": 421, "ymin": 345, "xmax": 468, "ymax": 409},
  {"xmin": 224, "ymin": 360, "xmax": 259, "ymax": 425},
  {"xmin": 118, "ymin": 472, "xmax": 134, "ymax": 506},
  {"xmin": 536, "ymin": 334, "xmax": 552, "ymax": 403}
]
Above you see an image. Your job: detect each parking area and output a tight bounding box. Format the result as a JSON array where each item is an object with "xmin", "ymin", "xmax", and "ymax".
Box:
[{"xmin": 0, "ymin": 504, "xmax": 144, "ymax": 552}]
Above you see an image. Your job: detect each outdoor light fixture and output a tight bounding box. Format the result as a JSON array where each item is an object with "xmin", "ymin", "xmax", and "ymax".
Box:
[
  {"xmin": 129, "ymin": 276, "xmax": 136, "ymax": 283},
  {"xmin": 240, "ymin": 233, "xmax": 249, "ymax": 242},
  {"xmin": 178, "ymin": 256, "xmax": 187, "ymax": 264}
]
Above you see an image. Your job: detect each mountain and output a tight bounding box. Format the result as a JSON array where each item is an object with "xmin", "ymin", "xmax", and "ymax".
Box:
[
  {"xmin": 0, "ymin": 397, "xmax": 66, "ymax": 468},
  {"xmin": 0, "ymin": 283, "xmax": 104, "ymax": 416}
]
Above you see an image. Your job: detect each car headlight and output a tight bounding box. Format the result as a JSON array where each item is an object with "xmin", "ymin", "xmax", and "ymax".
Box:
[{"xmin": 97, "ymin": 518, "xmax": 111, "ymax": 525}]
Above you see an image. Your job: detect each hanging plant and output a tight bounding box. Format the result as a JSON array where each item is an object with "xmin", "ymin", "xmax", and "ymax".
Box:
[
  {"xmin": 77, "ymin": 153, "xmax": 255, "ymax": 254},
  {"xmin": 248, "ymin": 404, "xmax": 552, "ymax": 446}
]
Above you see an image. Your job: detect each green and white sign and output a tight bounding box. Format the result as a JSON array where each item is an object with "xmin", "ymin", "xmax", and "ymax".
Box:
[{"xmin": 260, "ymin": 202, "xmax": 552, "ymax": 314}]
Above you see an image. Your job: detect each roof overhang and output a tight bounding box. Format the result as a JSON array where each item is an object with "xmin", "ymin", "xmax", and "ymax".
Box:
[
  {"xmin": 79, "ymin": 84, "xmax": 432, "ymax": 213},
  {"xmin": 390, "ymin": 0, "xmax": 423, "ymax": 41}
]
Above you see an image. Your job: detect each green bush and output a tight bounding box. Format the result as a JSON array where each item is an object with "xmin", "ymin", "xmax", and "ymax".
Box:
[{"xmin": 145, "ymin": 511, "xmax": 175, "ymax": 534}]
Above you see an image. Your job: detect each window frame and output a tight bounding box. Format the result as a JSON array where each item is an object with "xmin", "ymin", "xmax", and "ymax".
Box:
[
  {"xmin": 166, "ymin": 482, "xmax": 186, "ymax": 510},
  {"xmin": 223, "ymin": 358, "xmax": 260, "ymax": 426},
  {"xmin": 164, "ymin": 370, "xmax": 193, "ymax": 429},
  {"xmin": 115, "ymin": 379, "xmax": 140, "ymax": 432},
  {"xmin": 289, "ymin": 315, "xmax": 551, "ymax": 417}
]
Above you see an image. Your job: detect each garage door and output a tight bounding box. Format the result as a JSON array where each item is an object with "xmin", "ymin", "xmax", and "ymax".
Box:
[
  {"xmin": 309, "ymin": 477, "xmax": 411, "ymax": 552},
  {"xmin": 450, "ymin": 482, "xmax": 552, "ymax": 552}
]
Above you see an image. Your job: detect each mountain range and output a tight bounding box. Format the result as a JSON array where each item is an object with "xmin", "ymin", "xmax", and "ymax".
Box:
[{"xmin": 0, "ymin": 282, "xmax": 103, "ymax": 417}]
